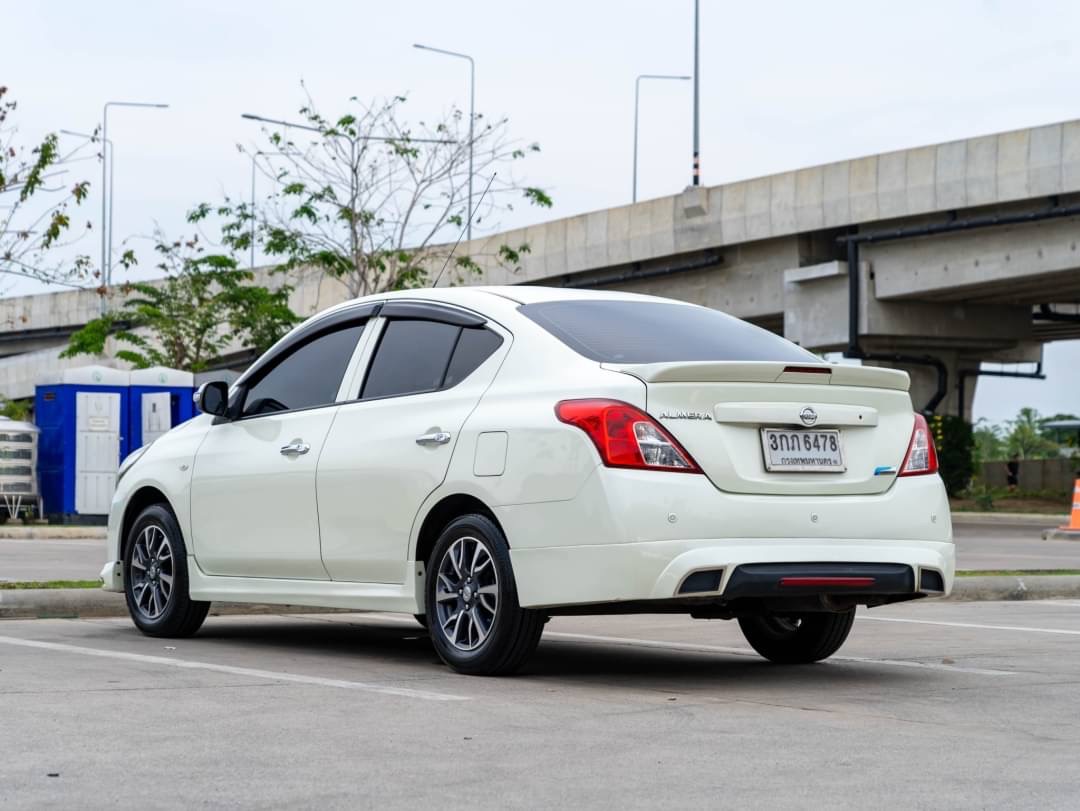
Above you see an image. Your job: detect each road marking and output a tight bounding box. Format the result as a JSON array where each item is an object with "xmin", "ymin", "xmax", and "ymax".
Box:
[
  {"xmin": 0, "ymin": 635, "xmax": 468, "ymax": 702},
  {"xmin": 860, "ymin": 616, "xmax": 1080, "ymax": 636},
  {"xmin": 543, "ymin": 631, "xmax": 1016, "ymax": 676}
]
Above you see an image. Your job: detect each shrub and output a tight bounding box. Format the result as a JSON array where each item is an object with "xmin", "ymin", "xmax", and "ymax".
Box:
[{"xmin": 931, "ymin": 415, "xmax": 975, "ymax": 496}]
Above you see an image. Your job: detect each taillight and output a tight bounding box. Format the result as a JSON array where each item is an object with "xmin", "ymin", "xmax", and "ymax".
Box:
[
  {"xmin": 898, "ymin": 413, "xmax": 939, "ymax": 476},
  {"xmin": 555, "ymin": 399, "xmax": 702, "ymax": 473}
]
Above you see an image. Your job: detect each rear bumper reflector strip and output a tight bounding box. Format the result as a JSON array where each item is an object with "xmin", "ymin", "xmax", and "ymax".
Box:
[{"xmin": 779, "ymin": 576, "xmax": 876, "ymax": 588}]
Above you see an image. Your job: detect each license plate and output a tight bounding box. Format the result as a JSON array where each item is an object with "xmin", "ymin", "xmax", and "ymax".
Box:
[{"xmin": 761, "ymin": 428, "xmax": 845, "ymax": 473}]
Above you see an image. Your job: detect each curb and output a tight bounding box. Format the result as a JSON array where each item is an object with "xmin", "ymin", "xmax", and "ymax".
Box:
[
  {"xmin": 945, "ymin": 575, "xmax": 1080, "ymax": 602},
  {"xmin": 0, "ymin": 589, "xmax": 358, "ymax": 620},
  {"xmin": 951, "ymin": 512, "xmax": 1067, "ymax": 527},
  {"xmin": 4, "ymin": 577, "xmax": 1080, "ymax": 619},
  {"xmin": 1041, "ymin": 528, "xmax": 1080, "ymax": 542},
  {"xmin": 0, "ymin": 526, "xmax": 107, "ymax": 540}
]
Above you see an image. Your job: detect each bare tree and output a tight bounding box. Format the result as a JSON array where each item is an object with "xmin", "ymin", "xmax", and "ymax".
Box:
[
  {"xmin": 197, "ymin": 86, "xmax": 552, "ymax": 298},
  {"xmin": 0, "ymin": 86, "xmax": 97, "ymax": 289}
]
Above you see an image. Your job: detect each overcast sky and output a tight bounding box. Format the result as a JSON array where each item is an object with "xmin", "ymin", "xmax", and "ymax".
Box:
[{"xmin": 4, "ymin": 0, "xmax": 1079, "ymax": 423}]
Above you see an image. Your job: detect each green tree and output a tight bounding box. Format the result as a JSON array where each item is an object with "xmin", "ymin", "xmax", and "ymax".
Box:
[
  {"xmin": 0, "ymin": 86, "xmax": 96, "ymax": 287},
  {"xmin": 972, "ymin": 418, "xmax": 1006, "ymax": 464},
  {"xmin": 1038, "ymin": 412, "xmax": 1080, "ymax": 452},
  {"xmin": 0, "ymin": 399, "xmax": 31, "ymax": 421},
  {"xmin": 61, "ymin": 233, "xmax": 299, "ymax": 372},
  {"xmin": 1005, "ymin": 407, "xmax": 1060, "ymax": 459},
  {"xmin": 200, "ymin": 85, "xmax": 551, "ymax": 299}
]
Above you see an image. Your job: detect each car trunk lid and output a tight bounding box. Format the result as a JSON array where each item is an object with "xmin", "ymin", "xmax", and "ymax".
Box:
[{"xmin": 604, "ymin": 361, "xmax": 915, "ymax": 496}]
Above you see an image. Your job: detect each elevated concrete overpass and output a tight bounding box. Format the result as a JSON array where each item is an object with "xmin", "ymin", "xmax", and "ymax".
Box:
[
  {"xmin": 3, "ymin": 119, "xmax": 1080, "ymax": 416},
  {"xmin": 455, "ymin": 118, "xmax": 1080, "ymax": 415}
]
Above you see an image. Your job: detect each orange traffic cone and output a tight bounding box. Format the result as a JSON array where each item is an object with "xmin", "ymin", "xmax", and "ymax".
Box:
[{"xmin": 1060, "ymin": 479, "xmax": 1080, "ymax": 531}]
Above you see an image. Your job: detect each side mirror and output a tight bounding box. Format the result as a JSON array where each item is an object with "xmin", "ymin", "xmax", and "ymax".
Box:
[{"xmin": 194, "ymin": 381, "xmax": 231, "ymax": 418}]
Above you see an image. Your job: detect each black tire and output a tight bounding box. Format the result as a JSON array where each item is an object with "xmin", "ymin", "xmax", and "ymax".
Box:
[
  {"xmin": 738, "ymin": 609, "xmax": 855, "ymax": 664},
  {"xmin": 425, "ymin": 514, "xmax": 544, "ymax": 676},
  {"xmin": 123, "ymin": 503, "xmax": 210, "ymax": 638}
]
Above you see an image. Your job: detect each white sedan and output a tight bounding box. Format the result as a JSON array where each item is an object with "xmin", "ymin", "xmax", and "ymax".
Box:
[{"xmin": 102, "ymin": 286, "xmax": 953, "ymax": 675}]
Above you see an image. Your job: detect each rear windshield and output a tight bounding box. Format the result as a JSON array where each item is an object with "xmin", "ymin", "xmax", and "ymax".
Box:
[{"xmin": 519, "ymin": 300, "xmax": 818, "ymax": 364}]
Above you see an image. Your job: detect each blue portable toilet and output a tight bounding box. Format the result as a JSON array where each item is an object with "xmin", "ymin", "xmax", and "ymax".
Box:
[
  {"xmin": 128, "ymin": 367, "xmax": 195, "ymax": 450},
  {"xmin": 35, "ymin": 365, "xmax": 129, "ymax": 520}
]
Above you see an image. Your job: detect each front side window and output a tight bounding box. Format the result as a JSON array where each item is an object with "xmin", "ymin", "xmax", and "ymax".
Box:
[
  {"xmin": 519, "ymin": 300, "xmax": 818, "ymax": 364},
  {"xmin": 241, "ymin": 324, "xmax": 364, "ymax": 417},
  {"xmin": 361, "ymin": 319, "xmax": 504, "ymax": 400}
]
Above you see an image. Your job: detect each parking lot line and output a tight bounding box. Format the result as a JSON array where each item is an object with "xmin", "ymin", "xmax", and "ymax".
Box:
[
  {"xmin": 859, "ymin": 616, "xmax": 1080, "ymax": 636},
  {"xmin": 0, "ymin": 635, "xmax": 469, "ymax": 702},
  {"xmin": 543, "ymin": 631, "xmax": 1018, "ymax": 676}
]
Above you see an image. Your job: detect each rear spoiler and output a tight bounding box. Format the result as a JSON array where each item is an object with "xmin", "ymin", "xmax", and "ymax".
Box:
[{"xmin": 601, "ymin": 361, "xmax": 910, "ymax": 391}]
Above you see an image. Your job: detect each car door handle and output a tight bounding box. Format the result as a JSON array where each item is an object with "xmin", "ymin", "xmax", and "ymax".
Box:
[
  {"xmin": 416, "ymin": 431, "xmax": 452, "ymax": 446},
  {"xmin": 279, "ymin": 440, "xmax": 311, "ymax": 456}
]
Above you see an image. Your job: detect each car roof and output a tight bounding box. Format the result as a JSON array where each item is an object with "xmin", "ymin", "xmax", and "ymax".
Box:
[
  {"xmin": 300, "ymin": 285, "xmax": 699, "ymax": 332},
  {"xmin": 331, "ymin": 285, "xmax": 685, "ymax": 309},
  {"xmin": 466, "ymin": 286, "xmax": 678, "ymax": 305}
]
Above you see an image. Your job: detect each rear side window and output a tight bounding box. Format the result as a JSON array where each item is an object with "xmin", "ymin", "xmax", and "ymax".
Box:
[
  {"xmin": 361, "ymin": 320, "xmax": 504, "ymax": 399},
  {"xmin": 519, "ymin": 300, "xmax": 817, "ymax": 364},
  {"xmin": 443, "ymin": 328, "xmax": 504, "ymax": 388},
  {"xmin": 242, "ymin": 324, "xmax": 364, "ymax": 416}
]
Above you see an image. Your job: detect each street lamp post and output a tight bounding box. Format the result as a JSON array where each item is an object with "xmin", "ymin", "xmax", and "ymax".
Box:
[
  {"xmin": 413, "ymin": 44, "xmax": 475, "ymax": 240},
  {"xmin": 248, "ymin": 150, "xmax": 295, "ymax": 269},
  {"xmin": 692, "ymin": 0, "xmax": 701, "ymax": 187},
  {"xmin": 633, "ymin": 75, "xmax": 691, "ymax": 203},
  {"xmin": 62, "ymin": 130, "xmax": 114, "ymax": 279},
  {"xmin": 100, "ymin": 101, "xmax": 168, "ymax": 311}
]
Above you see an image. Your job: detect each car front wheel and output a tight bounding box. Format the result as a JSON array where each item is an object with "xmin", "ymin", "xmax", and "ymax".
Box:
[
  {"xmin": 124, "ymin": 504, "xmax": 210, "ymax": 638},
  {"xmin": 737, "ymin": 609, "xmax": 855, "ymax": 664},
  {"xmin": 425, "ymin": 514, "xmax": 545, "ymax": 676}
]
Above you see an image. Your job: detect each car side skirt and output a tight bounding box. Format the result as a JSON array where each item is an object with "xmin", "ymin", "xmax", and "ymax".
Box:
[{"xmin": 187, "ymin": 558, "xmax": 424, "ymax": 614}]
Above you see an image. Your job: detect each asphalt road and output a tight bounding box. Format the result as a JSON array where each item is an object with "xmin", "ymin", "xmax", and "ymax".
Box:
[
  {"xmin": 953, "ymin": 521, "xmax": 1080, "ymax": 570},
  {"xmin": 2, "ymin": 600, "xmax": 1079, "ymax": 808},
  {"xmin": 0, "ymin": 536, "xmax": 104, "ymax": 582},
  {"xmin": 2, "ymin": 519, "xmax": 1078, "ymax": 583}
]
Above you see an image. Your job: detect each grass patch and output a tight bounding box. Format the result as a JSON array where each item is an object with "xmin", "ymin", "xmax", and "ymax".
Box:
[
  {"xmin": 958, "ymin": 569, "xmax": 1080, "ymax": 578},
  {"xmin": 0, "ymin": 579, "xmax": 103, "ymax": 590},
  {"xmin": 950, "ymin": 491, "xmax": 1071, "ymax": 515}
]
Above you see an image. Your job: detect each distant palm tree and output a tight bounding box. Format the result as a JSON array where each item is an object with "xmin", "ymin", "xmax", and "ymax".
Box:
[{"xmin": 1006, "ymin": 407, "xmax": 1059, "ymax": 459}]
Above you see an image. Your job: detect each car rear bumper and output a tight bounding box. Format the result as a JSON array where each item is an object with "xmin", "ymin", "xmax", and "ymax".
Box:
[
  {"xmin": 496, "ymin": 464, "xmax": 952, "ymax": 609},
  {"xmin": 509, "ymin": 537, "xmax": 955, "ymax": 609}
]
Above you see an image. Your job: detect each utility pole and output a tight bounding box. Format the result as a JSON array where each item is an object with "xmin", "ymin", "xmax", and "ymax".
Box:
[
  {"xmin": 632, "ymin": 75, "xmax": 691, "ymax": 203},
  {"xmin": 692, "ymin": 0, "xmax": 701, "ymax": 187}
]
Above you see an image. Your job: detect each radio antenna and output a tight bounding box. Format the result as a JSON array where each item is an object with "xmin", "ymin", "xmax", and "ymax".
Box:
[{"xmin": 430, "ymin": 172, "xmax": 496, "ymax": 289}]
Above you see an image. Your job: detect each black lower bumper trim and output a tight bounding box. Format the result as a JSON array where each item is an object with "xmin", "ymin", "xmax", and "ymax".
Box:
[{"xmin": 723, "ymin": 562, "xmax": 915, "ymax": 599}]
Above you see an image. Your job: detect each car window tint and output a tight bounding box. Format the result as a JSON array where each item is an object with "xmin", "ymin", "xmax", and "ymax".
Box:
[
  {"xmin": 362, "ymin": 319, "xmax": 461, "ymax": 399},
  {"xmin": 519, "ymin": 300, "xmax": 818, "ymax": 364},
  {"xmin": 443, "ymin": 328, "xmax": 503, "ymax": 388},
  {"xmin": 242, "ymin": 324, "xmax": 364, "ymax": 416}
]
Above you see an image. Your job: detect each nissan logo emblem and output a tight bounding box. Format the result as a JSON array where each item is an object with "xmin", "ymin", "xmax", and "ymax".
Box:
[{"xmin": 799, "ymin": 407, "xmax": 818, "ymax": 426}]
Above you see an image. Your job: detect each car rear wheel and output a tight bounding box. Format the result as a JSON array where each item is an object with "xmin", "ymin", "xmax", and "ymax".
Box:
[
  {"xmin": 737, "ymin": 608, "xmax": 855, "ymax": 664},
  {"xmin": 124, "ymin": 504, "xmax": 210, "ymax": 638},
  {"xmin": 425, "ymin": 514, "xmax": 544, "ymax": 676}
]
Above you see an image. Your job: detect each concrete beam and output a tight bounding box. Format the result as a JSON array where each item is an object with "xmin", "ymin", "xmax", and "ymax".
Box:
[
  {"xmin": 869, "ymin": 215, "xmax": 1080, "ymax": 303},
  {"xmin": 462, "ymin": 119, "xmax": 1080, "ymax": 285},
  {"xmin": 611, "ymin": 237, "xmax": 800, "ymax": 322},
  {"xmin": 783, "ymin": 260, "xmax": 1033, "ymax": 353}
]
